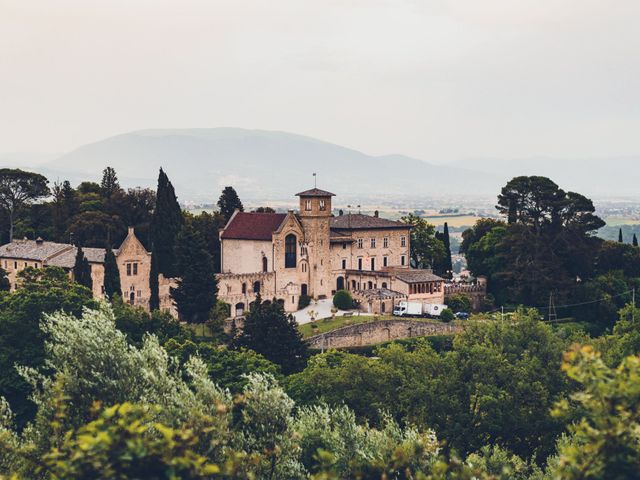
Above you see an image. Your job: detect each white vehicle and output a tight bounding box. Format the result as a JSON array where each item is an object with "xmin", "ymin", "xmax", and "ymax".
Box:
[
  {"xmin": 393, "ymin": 301, "xmax": 422, "ymax": 317},
  {"xmin": 424, "ymin": 303, "xmax": 448, "ymax": 317}
]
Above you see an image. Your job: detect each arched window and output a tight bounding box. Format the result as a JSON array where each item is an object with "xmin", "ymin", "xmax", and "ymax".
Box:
[
  {"xmin": 285, "ymin": 234, "xmax": 297, "ymax": 268},
  {"xmin": 235, "ymin": 302, "xmax": 245, "ymax": 316},
  {"xmin": 253, "ymin": 281, "xmax": 261, "ymax": 293},
  {"xmin": 262, "ymin": 256, "xmax": 268, "ymax": 272}
]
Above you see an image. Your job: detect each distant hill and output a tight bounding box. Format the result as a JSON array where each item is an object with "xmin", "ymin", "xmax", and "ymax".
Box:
[{"xmin": 43, "ymin": 128, "xmax": 501, "ymax": 201}]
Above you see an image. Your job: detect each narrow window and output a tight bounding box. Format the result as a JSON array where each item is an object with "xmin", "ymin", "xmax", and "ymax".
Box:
[
  {"xmin": 383, "ymin": 256, "xmax": 388, "ymax": 267},
  {"xmin": 305, "ymin": 200, "xmax": 312, "ymax": 211},
  {"xmin": 133, "ymin": 263, "xmax": 138, "ymax": 275},
  {"xmin": 342, "ymin": 242, "xmax": 347, "ymax": 249},
  {"xmin": 383, "ymin": 237, "xmax": 389, "ymax": 248},
  {"xmin": 285, "ymin": 234, "xmax": 297, "ymax": 268},
  {"xmin": 262, "ymin": 256, "xmax": 268, "ymax": 272},
  {"xmin": 253, "ymin": 281, "xmax": 261, "ymax": 293},
  {"xmin": 401, "ymin": 236, "xmax": 407, "ymax": 247},
  {"xmin": 126, "ymin": 263, "xmax": 132, "ymax": 276},
  {"xmin": 242, "ymin": 283, "xmax": 247, "ymax": 294},
  {"xmin": 358, "ymin": 258, "xmax": 363, "ymax": 270},
  {"xmin": 357, "ymin": 238, "xmax": 363, "ymax": 249},
  {"xmin": 319, "ymin": 199, "xmax": 326, "ymax": 211},
  {"xmin": 371, "ymin": 258, "xmax": 376, "ymax": 271},
  {"xmin": 401, "ymin": 255, "xmax": 406, "ymax": 266},
  {"xmin": 370, "ymin": 238, "xmax": 376, "ymax": 248},
  {"xmin": 341, "ymin": 259, "xmax": 346, "ymax": 269}
]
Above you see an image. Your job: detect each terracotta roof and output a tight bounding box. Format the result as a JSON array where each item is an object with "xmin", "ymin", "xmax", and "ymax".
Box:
[
  {"xmin": 392, "ymin": 269, "xmax": 444, "ymax": 283},
  {"xmin": 0, "ymin": 240, "xmax": 71, "ymax": 261},
  {"xmin": 221, "ymin": 212, "xmax": 287, "ymax": 241},
  {"xmin": 295, "ymin": 188, "xmax": 335, "ymax": 197},
  {"xmin": 331, "ymin": 214, "xmax": 408, "ymax": 230}
]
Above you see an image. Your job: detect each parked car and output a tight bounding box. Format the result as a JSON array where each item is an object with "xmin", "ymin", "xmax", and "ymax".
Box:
[{"xmin": 454, "ymin": 311, "xmax": 470, "ymax": 320}]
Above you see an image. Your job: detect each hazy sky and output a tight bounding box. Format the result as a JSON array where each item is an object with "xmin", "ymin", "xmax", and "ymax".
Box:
[{"xmin": 1, "ymin": 0, "xmax": 639, "ymax": 162}]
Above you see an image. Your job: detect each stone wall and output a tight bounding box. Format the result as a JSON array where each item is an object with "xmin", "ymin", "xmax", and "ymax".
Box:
[
  {"xmin": 307, "ymin": 319, "xmax": 462, "ymax": 349},
  {"xmin": 444, "ymin": 283, "xmax": 487, "ymax": 311}
]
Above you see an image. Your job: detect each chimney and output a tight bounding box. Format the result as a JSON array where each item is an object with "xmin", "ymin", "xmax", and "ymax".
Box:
[
  {"xmin": 374, "ymin": 210, "xmax": 379, "ymax": 218},
  {"xmin": 36, "ymin": 237, "xmax": 44, "ymax": 245},
  {"xmin": 128, "ymin": 226, "xmax": 135, "ymax": 236}
]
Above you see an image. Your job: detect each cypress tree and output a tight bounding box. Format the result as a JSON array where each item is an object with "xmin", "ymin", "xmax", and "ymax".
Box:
[
  {"xmin": 633, "ymin": 234, "xmax": 638, "ymax": 247},
  {"xmin": 73, "ymin": 246, "xmax": 92, "ymax": 290},
  {"xmin": 443, "ymin": 222, "xmax": 453, "ymax": 276},
  {"xmin": 170, "ymin": 224, "xmax": 217, "ymax": 323},
  {"xmin": 150, "ymin": 168, "xmax": 183, "ymax": 277},
  {"xmin": 149, "ymin": 248, "xmax": 160, "ymax": 311},
  {"xmin": 619, "ymin": 228, "xmax": 624, "ymax": 243},
  {"xmin": 103, "ymin": 246, "xmax": 121, "ymax": 299},
  {"xmin": 217, "ymin": 186, "xmax": 244, "ymax": 223}
]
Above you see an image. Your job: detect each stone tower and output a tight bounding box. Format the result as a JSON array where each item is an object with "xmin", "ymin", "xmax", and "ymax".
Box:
[{"xmin": 296, "ymin": 188, "xmax": 334, "ymax": 299}]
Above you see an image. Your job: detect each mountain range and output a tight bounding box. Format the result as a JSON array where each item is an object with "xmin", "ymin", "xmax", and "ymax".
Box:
[{"xmin": 1, "ymin": 128, "xmax": 638, "ymax": 201}]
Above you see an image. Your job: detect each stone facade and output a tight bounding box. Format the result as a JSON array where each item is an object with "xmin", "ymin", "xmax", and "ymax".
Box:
[
  {"xmin": 217, "ymin": 187, "xmax": 446, "ymax": 317},
  {"xmin": 0, "ymin": 227, "xmax": 176, "ymax": 316}
]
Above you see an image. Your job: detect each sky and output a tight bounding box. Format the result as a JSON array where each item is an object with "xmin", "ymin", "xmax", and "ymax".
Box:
[{"xmin": 1, "ymin": 0, "xmax": 640, "ymax": 163}]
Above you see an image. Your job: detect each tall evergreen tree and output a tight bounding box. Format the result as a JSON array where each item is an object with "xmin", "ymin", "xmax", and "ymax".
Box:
[
  {"xmin": 442, "ymin": 222, "xmax": 453, "ymax": 276},
  {"xmin": 100, "ymin": 167, "xmax": 120, "ymax": 198},
  {"xmin": 103, "ymin": 247, "xmax": 121, "ymax": 299},
  {"xmin": 73, "ymin": 246, "xmax": 92, "ymax": 290},
  {"xmin": 149, "ymin": 248, "xmax": 160, "ymax": 311},
  {"xmin": 233, "ymin": 296, "xmax": 308, "ymax": 374},
  {"xmin": 619, "ymin": 228, "xmax": 624, "ymax": 243},
  {"xmin": 633, "ymin": 233, "xmax": 638, "ymax": 247},
  {"xmin": 170, "ymin": 224, "xmax": 217, "ymax": 323},
  {"xmin": 150, "ymin": 168, "xmax": 183, "ymax": 277},
  {"xmin": 217, "ymin": 186, "xmax": 244, "ymax": 223}
]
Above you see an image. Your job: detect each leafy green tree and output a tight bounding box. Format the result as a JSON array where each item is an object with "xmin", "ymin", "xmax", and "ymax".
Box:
[
  {"xmin": 549, "ymin": 346, "xmax": 640, "ymax": 479},
  {"xmin": 0, "ymin": 169, "xmax": 50, "ymax": 241},
  {"xmin": 171, "ymin": 224, "xmax": 217, "ymax": 323},
  {"xmin": 73, "ymin": 246, "xmax": 93, "ymax": 290},
  {"xmin": 0, "ymin": 267, "xmax": 96, "ymax": 428},
  {"xmin": 253, "ymin": 206, "xmax": 275, "ymax": 213},
  {"xmin": 332, "ymin": 289, "xmax": 353, "ymax": 310},
  {"xmin": 217, "ymin": 186, "xmax": 244, "ymax": 223},
  {"xmin": 593, "ymin": 240, "xmax": 640, "ymax": 277},
  {"xmin": 184, "ymin": 210, "xmax": 226, "ymax": 273},
  {"xmin": 234, "ymin": 297, "xmax": 308, "ymax": 375},
  {"xmin": 439, "ymin": 308, "xmax": 454, "ymax": 322},
  {"xmin": 150, "ymin": 168, "xmax": 184, "ymax": 277},
  {"xmin": 40, "ymin": 402, "xmax": 221, "ymax": 479},
  {"xmin": 401, "ymin": 213, "xmax": 445, "ymax": 269},
  {"xmin": 99, "ymin": 166, "xmax": 121, "ymax": 199},
  {"xmin": 103, "ymin": 246, "xmax": 121, "ymax": 300},
  {"xmin": 65, "ymin": 211, "xmax": 124, "ymax": 247},
  {"xmin": 447, "ymin": 294, "xmax": 471, "ymax": 313}
]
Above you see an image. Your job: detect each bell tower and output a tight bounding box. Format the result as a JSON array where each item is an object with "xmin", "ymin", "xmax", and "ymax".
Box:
[{"xmin": 295, "ymin": 188, "xmax": 334, "ymax": 298}]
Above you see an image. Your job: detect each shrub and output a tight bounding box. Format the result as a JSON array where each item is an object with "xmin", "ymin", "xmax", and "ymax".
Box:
[
  {"xmin": 447, "ymin": 294, "xmax": 471, "ymax": 313},
  {"xmin": 333, "ymin": 290, "xmax": 353, "ymax": 310},
  {"xmin": 298, "ymin": 294, "xmax": 311, "ymax": 310},
  {"xmin": 440, "ymin": 308, "xmax": 455, "ymax": 322}
]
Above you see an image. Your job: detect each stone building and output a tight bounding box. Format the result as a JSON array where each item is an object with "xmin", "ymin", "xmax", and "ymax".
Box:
[
  {"xmin": 217, "ymin": 188, "xmax": 445, "ymax": 317},
  {"xmin": 0, "ymin": 227, "xmax": 175, "ymax": 314}
]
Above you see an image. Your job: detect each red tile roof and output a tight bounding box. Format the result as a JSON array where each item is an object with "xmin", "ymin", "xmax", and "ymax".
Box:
[
  {"xmin": 221, "ymin": 212, "xmax": 287, "ymax": 241},
  {"xmin": 295, "ymin": 188, "xmax": 335, "ymax": 197}
]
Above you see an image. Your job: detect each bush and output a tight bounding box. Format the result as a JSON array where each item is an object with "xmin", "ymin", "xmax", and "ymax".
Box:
[
  {"xmin": 447, "ymin": 294, "xmax": 471, "ymax": 313},
  {"xmin": 298, "ymin": 294, "xmax": 311, "ymax": 310},
  {"xmin": 333, "ymin": 290, "xmax": 353, "ymax": 310},
  {"xmin": 440, "ymin": 308, "xmax": 455, "ymax": 322}
]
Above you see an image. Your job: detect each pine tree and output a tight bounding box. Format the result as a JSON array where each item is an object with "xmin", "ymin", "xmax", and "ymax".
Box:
[
  {"xmin": 633, "ymin": 234, "xmax": 638, "ymax": 247},
  {"xmin": 103, "ymin": 246, "xmax": 121, "ymax": 299},
  {"xmin": 170, "ymin": 224, "xmax": 217, "ymax": 323},
  {"xmin": 149, "ymin": 248, "xmax": 160, "ymax": 311},
  {"xmin": 73, "ymin": 246, "xmax": 92, "ymax": 290},
  {"xmin": 233, "ymin": 296, "xmax": 308, "ymax": 374},
  {"xmin": 217, "ymin": 186, "xmax": 244, "ymax": 223},
  {"xmin": 443, "ymin": 222, "xmax": 453, "ymax": 276},
  {"xmin": 619, "ymin": 228, "xmax": 624, "ymax": 243},
  {"xmin": 100, "ymin": 167, "xmax": 120, "ymax": 198},
  {"xmin": 150, "ymin": 168, "xmax": 184, "ymax": 278}
]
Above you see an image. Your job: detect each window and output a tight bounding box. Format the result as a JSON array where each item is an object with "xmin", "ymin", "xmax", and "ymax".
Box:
[
  {"xmin": 371, "ymin": 258, "xmax": 376, "ymax": 271},
  {"xmin": 133, "ymin": 263, "xmax": 138, "ymax": 275},
  {"xmin": 383, "ymin": 237, "xmax": 389, "ymax": 248},
  {"xmin": 319, "ymin": 199, "xmax": 326, "ymax": 211},
  {"xmin": 262, "ymin": 256, "xmax": 268, "ymax": 272},
  {"xmin": 305, "ymin": 199, "xmax": 312, "ymax": 211},
  {"xmin": 401, "ymin": 255, "xmax": 406, "ymax": 266},
  {"xmin": 242, "ymin": 283, "xmax": 247, "ymax": 294},
  {"xmin": 370, "ymin": 238, "xmax": 376, "ymax": 248},
  {"xmin": 357, "ymin": 238, "xmax": 363, "ymax": 249},
  {"xmin": 253, "ymin": 281, "xmax": 261, "ymax": 293},
  {"xmin": 301, "ymin": 262, "xmax": 307, "ymax": 273},
  {"xmin": 383, "ymin": 256, "xmax": 388, "ymax": 267},
  {"xmin": 341, "ymin": 259, "xmax": 346, "ymax": 269},
  {"xmin": 126, "ymin": 263, "xmax": 131, "ymax": 276},
  {"xmin": 358, "ymin": 258, "xmax": 363, "ymax": 270},
  {"xmin": 342, "ymin": 242, "xmax": 347, "ymax": 249},
  {"xmin": 401, "ymin": 236, "xmax": 407, "ymax": 247},
  {"xmin": 14, "ymin": 262, "xmax": 17, "ymax": 269},
  {"xmin": 285, "ymin": 234, "xmax": 297, "ymax": 268}
]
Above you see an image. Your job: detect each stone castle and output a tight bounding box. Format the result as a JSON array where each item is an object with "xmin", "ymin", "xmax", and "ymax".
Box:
[{"xmin": 216, "ymin": 188, "xmax": 445, "ymax": 317}]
